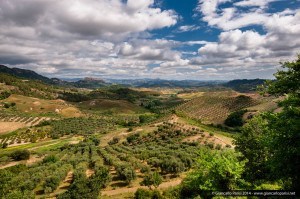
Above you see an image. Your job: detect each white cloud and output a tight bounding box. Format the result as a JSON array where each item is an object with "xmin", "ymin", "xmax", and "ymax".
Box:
[
  {"xmin": 177, "ymin": 25, "xmax": 200, "ymax": 32},
  {"xmin": 234, "ymin": 0, "xmax": 280, "ymax": 7},
  {"xmin": 192, "ymin": 0, "xmax": 300, "ymax": 77},
  {"xmin": 0, "ymin": 0, "xmax": 181, "ymax": 78},
  {"xmin": 0, "ymin": 0, "xmax": 178, "ymax": 40},
  {"xmin": 117, "ymin": 39, "xmax": 181, "ymax": 61}
]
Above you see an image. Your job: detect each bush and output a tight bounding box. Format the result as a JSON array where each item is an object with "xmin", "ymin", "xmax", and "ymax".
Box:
[
  {"xmin": 108, "ymin": 137, "xmax": 119, "ymax": 145},
  {"xmin": 225, "ymin": 109, "xmax": 247, "ymax": 127},
  {"xmin": 215, "ymin": 144, "xmax": 222, "ymax": 150},
  {"xmin": 116, "ymin": 164, "xmax": 136, "ymax": 184},
  {"xmin": 10, "ymin": 150, "xmax": 30, "ymax": 161},
  {"xmin": 0, "ymin": 91, "xmax": 11, "ymax": 100},
  {"xmin": 135, "ymin": 188, "xmax": 152, "ymax": 199},
  {"xmin": 3, "ymin": 102, "xmax": 10, "ymax": 108},
  {"xmin": 43, "ymin": 155, "xmax": 59, "ymax": 164},
  {"xmin": 140, "ymin": 172, "xmax": 163, "ymax": 188},
  {"xmin": 134, "ymin": 188, "xmax": 163, "ymax": 199},
  {"xmin": 44, "ymin": 176, "xmax": 60, "ymax": 192},
  {"xmin": 2, "ymin": 143, "xmax": 8, "ymax": 149},
  {"xmin": 127, "ymin": 133, "xmax": 140, "ymax": 144}
]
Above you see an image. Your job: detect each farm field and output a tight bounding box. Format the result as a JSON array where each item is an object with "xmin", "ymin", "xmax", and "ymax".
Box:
[
  {"xmin": 176, "ymin": 91, "xmax": 277, "ymax": 124},
  {"xmin": 0, "ymin": 88, "xmax": 272, "ymax": 199},
  {"xmin": 0, "ymin": 73, "xmax": 294, "ymax": 199}
]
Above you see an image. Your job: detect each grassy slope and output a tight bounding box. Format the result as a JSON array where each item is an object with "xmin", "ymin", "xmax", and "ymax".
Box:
[
  {"xmin": 77, "ymin": 99, "xmax": 147, "ymax": 114},
  {"xmin": 1, "ymin": 94, "xmax": 82, "ymax": 117}
]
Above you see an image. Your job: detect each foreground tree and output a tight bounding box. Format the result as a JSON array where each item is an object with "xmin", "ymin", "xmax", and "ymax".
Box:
[
  {"xmin": 236, "ymin": 55, "xmax": 300, "ymax": 191},
  {"xmin": 180, "ymin": 149, "xmax": 245, "ymax": 198},
  {"xmin": 234, "ymin": 116, "xmax": 271, "ymax": 182}
]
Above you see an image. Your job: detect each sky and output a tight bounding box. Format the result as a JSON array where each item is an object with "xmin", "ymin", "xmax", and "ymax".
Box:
[{"xmin": 0, "ymin": 0, "xmax": 299, "ymax": 80}]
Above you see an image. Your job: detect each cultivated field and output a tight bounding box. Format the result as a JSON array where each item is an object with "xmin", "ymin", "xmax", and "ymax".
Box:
[{"xmin": 176, "ymin": 91, "xmax": 275, "ymax": 124}]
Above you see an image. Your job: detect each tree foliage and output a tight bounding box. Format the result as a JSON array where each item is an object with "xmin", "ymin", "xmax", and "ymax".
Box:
[
  {"xmin": 224, "ymin": 109, "xmax": 247, "ymax": 127},
  {"xmin": 237, "ymin": 55, "xmax": 300, "ymax": 191},
  {"xmin": 10, "ymin": 150, "xmax": 30, "ymax": 161},
  {"xmin": 180, "ymin": 149, "xmax": 245, "ymax": 198},
  {"xmin": 141, "ymin": 171, "xmax": 163, "ymax": 189}
]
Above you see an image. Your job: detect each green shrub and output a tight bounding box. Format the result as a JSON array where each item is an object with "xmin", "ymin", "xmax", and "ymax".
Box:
[
  {"xmin": 108, "ymin": 137, "xmax": 119, "ymax": 145},
  {"xmin": 225, "ymin": 109, "xmax": 247, "ymax": 127},
  {"xmin": 140, "ymin": 171, "xmax": 163, "ymax": 188},
  {"xmin": 134, "ymin": 188, "xmax": 163, "ymax": 199},
  {"xmin": 116, "ymin": 164, "xmax": 136, "ymax": 184},
  {"xmin": 43, "ymin": 155, "xmax": 59, "ymax": 164},
  {"xmin": 0, "ymin": 91, "xmax": 11, "ymax": 100},
  {"xmin": 2, "ymin": 143, "xmax": 8, "ymax": 149},
  {"xmin": 10, "ymin": 150, "xmax": 30, "ymax": 161}
]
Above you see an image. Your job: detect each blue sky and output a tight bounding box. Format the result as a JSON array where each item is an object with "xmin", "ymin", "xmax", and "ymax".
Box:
[{"xmin": 0, "ymin": 0, "xmax": 299, "ymax": 80}]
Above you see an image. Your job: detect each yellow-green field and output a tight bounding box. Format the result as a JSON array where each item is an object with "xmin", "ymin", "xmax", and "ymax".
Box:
[{"xmin": 1, "ymin": 94, "xmax": 82, "ymax": 117}]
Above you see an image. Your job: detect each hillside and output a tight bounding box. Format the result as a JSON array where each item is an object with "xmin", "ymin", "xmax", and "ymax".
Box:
[
  {"xmin": 107, "ymin": 79, "xmax": 225, "ymax": 88},
  {"xmin": 0, "ymin": 65, "xmax": 110, "ymax": 89},
  {"xmin": 224, "ymin": 79, "xmax": 267, "ymax": 92},
  {"xmin": 0, "ymin": 65, "xmax": 54, "ymax": 84},
  {"xmin": 0, "ymin": 73, "xmax": 58, "ymax": 99},
  {"xmin": 176, "ymin": 91, "xmax": 276, "ymax": 124}
]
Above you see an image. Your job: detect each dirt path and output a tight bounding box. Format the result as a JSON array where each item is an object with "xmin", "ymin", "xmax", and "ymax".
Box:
[
  {"xmin": 101, "ymin": 178, "xmax": 181, "ymax": 196},
  {"xmin": 0, "ymin": 155, "xmax": 43, "ymax": 169},
  {"xmin": 100, "ymin": 128, "xmax": 128, "ymax": 147},
  {"xmin": 174, "ymin": 115, "xmax": 234, "ymax": 147},
  {"xmin": 0, "ymin": 161, "xmax": 20, "ymax": 169}
]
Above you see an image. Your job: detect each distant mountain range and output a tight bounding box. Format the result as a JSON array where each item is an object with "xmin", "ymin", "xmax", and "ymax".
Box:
[
  {"xmin": 0, "ymin": 65, "xmax": 54, "ymax": 84},
  {"xmin": 224, "ymin": 79, "xmax": 267, "ymax": 92},
  {"xmin": 0, "ymin": 64, "xmax": 267, "ymax": 91},
  {"xmin": 105, "ymin": 79, "xmax": 226, "ymax": 88},
  {"xmin": 0, "ymin": 65, "xmax": 108, "ymax": 89}
]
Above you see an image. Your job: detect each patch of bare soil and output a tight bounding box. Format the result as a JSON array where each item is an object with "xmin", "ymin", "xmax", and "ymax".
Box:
[
  {"xmin": 0, "ymin": 155, "xmax": 43, "ymax": 169},
  {"xmin": 0, "ymin": 122, "xmax": 27, "ymax": 134},
  {"xmin": 0, "ymin": 161, "xmax": 20, "ymax": 169},
  {"xmin": 86, "ymin": 169, "xmax": 95, "ymax": 178}
]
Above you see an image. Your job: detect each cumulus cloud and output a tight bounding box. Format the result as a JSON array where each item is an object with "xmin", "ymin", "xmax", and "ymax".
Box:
[
  {"xmin": 0, "ymin": 0, "xmax": 299, "ymax": 80},
  {"xmin": 117, "ymin": 39, "xmax": 182, "ymax": 61},
  {"xmin": 0, "ymin": 0, "xmax": 179, "ymax": 78},
  {"xmin": 192, "ymin": 0, "xmax": 300, "ymax": 78},
  {"xmin": 0, "ymin": 0, "xmax": 177, "ymax": 39}
]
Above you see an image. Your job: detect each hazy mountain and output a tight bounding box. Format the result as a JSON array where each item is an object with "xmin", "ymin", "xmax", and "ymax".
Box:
[
  {"xmin": 224, "ymin": 79, "xmax": 267, "ymax": 92},
  {"xmin": 0, "ymin": 65, "xmax": 54, "ymax": 84}
]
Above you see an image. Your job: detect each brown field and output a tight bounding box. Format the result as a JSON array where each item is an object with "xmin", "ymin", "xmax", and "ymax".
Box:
[
  {"xmin": 0, "ymin": 122, "xmax": 26, "ymax": 134},
  {"xmin": 1, "ymin": 94, "xmax": 82, "ymax": 117}
]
